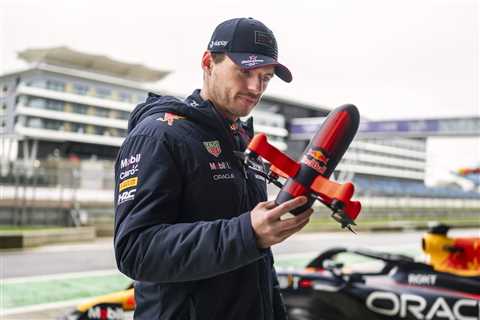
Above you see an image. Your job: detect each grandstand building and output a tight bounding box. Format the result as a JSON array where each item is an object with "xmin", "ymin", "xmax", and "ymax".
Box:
[
  {"xmin": 339, "ymin": 137, "xmax": 428, "ymax": 197},
  {"xmin": 0, "ymin": 47, "xmax": 170, "ymax": 161},
  {"xmin": 0, "ymin": 46, "xmax": 433, "ymax": 196}
]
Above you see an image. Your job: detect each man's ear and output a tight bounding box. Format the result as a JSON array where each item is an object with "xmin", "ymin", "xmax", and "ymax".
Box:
[{"xmin": 201, "ymin": 51, "xmax": 213, "ymax": 74}]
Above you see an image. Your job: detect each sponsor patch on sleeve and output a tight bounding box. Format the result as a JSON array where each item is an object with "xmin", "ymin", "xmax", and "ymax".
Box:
[
  {"xmin": 119, "ymin": 177, "xmax": 138, "ymax": 192},
  {"xmin": 118, "ymin": 189, "xmax": 136, "ymax": 205},
  {"xmin": 203, "ymin": 140, "xmax": 222, "ymax": 157},
  {"xmin": 120, "ymin": 153, "xmax": 141, "ymax": 169}
]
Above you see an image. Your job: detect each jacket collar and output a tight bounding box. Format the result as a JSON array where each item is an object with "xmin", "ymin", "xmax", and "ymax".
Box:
[{"xmin": 185, "ymin": 89, "xmax": 254, "ymax": 139}]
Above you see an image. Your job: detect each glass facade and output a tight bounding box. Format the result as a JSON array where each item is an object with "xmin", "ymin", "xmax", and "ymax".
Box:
[
  {"xmin": 72, "ymin": 103, "xmax": 88, "ymax": 115},
  {"xmin": 20, "ymin": 95, "xmax": 130, "ymax": 122},
  {"xmin": 118, "ymin": 91, "xmax": 132, "ymax": 102},
  {"xmin": 25, "ymin": 77, "xmax": 145, "ymax": 104},
  {"xmin": 23, "ymin": 115, "xmax": 127, "ymax": 137},
  {"xmin": 17, "ymin": 86, "xmax": 131, "ymax": 138},
  {"xmin": 95, "ymin": 87, "xmax": 111, "ymax": 99},
  {"xmin": 46, "ymin": 79, "xmax": 65, "ymax": 92},
  {"xmin": 73, "ymin": 83, "xmax": 89, "ymax": 95}
]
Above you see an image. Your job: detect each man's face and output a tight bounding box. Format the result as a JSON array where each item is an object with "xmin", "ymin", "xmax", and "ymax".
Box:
[{"xmin": 205, "ymin": 54, "xmax": 274, "ymax": 121}]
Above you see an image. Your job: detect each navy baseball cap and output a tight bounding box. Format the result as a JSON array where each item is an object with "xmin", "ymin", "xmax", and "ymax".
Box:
[{"xmin": 208, "ymin": 17, "xmax": 292, "ymax": 83}]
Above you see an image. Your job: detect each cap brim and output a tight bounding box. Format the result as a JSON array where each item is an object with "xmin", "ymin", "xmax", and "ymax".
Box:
[{"xmin": 227, "ymin": 52, "xmax": 292, "ymax": 83}]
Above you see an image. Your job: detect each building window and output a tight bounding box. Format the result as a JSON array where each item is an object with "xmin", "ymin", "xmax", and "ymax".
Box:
[
  {"xmin": 45, "ymin": 99, "xmax": 65, "ymax": 112},
  {"xmin": 105, "ymin": 128, "xmax": 121, "ymax": 136},
  {"xmin": 119, "ymin": 111, "xmax": 130, "ymax": 120},
  {"xmin": 71, "ymin": 123, "xmax": 85, "ymax": 134},
  {"xmin": 25, "ymin": 79, "xmax": 46, "ymax": 89},
  {"xmin": 26, "ymin": 117, "xmax": 44, "ymax": 129},
  {"xmin": 95, "ymin": 126, "xmax": 105, "ymax": 135},
  {"xmin": 73, "ymin": 83, "xmax": 89, "ymax": 96},
  {"xmin": 46, "ymin": 79, "xmax": 66, "ymax": 92},
  {"xmin": 44, "ymin": 119, "xmax": 63, "ymax": 130},
  {"xmin": 95, "ymin": 87, "xmax": 111, "ymax": 99},
  {"xmin": 118, "ymin": 92, "xmax": 132, "ymax": 102},
  {"xmin": 28, "ymin": 97, "xmax": 47, "ymax": 109},
  {"xmin": 94, "ymin": 107, "xmax": 109, "ymax": 118},
  {"xmin": 72, "ymin": 103, "xmax": 88, "ymax": 115}
]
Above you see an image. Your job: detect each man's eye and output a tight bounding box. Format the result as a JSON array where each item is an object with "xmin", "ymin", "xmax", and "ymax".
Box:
[{"xmin": 240, "ymin": 69, "xmax": 250, "ymax": 76}]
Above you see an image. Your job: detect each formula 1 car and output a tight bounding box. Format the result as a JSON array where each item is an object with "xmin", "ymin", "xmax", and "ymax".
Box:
[
  {"xmin": 61, "ymin": 225, "xmax": 479, "ymax": 320},
  {"xmin": 278, "ymin": 231, "xmax": 480, "ymax": 320},
  {"xmin": 60, "ymin": 284, "xmax": 135, "ymax": 320},
  {"xmin": 422, "ymin": 224, "xmax": 480, "ymax": 277}
]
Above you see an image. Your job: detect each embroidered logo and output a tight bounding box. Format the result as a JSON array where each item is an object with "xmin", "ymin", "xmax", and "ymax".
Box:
[
  {"xmin": 203, "ymin": 140, "xmax": 222, "ymax": 158},
  {"xmin": 240, "ymin": 55, "xmax": 265, "ymax": 68},
  {"xmin": 118, "ymin": 177, "xmax": 138, "ymax": 192},
  {"xmin": 254, "ymin": 31, "xmax": 275, "ymax": 48},
  {"xmin": 209, "ymin": 40, "xmax": 229, "ymax": 49},
  {"xmin": 157, "ymin": 113, "xmax": 185, "ymax": 126},
  {"xmin": 120, "ymin": 153, "xmax": 141, "ymax": 169}
]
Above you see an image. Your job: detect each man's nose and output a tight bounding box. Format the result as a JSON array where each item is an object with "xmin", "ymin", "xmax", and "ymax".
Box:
[{"xmin": 246, "ymin": 77, "xmax": 263, "ymax": 95}]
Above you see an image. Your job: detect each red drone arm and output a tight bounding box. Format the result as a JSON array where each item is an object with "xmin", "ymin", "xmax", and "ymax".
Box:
[
  {"xmin": 248, "ymin": 133, "xmax": 301, "ymax": 178},
  {"xmin": 310, "ymin": 175, "xmax": 361, "ymax": 221},
  {"xmin": 269, "ymin": 165, "xmax": 289, "ymax": 179}
]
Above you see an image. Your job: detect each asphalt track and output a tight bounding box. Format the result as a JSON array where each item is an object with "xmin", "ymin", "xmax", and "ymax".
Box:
[
  {"xmin": 2, "ymin": 228, "xmax": 478, "ymax": 319},
  {"xmin": 1, "ymin": 229, "xmax": 455, "ymax": 279}
]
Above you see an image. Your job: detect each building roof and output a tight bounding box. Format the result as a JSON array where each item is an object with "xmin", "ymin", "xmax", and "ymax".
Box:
[{"xmin": 18, "ymin": 46, "xmax": 170, "ymax": 82}]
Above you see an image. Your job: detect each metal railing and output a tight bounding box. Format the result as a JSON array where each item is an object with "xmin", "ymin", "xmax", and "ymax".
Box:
[{"xmin": 0, "ymin": 159, "xmax": 114, "ymax": 226}]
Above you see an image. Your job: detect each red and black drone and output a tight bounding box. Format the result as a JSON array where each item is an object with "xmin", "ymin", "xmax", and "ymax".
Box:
[{"xmin": 240, "ymin": 104, "xmax": 362, "ymax": 232}]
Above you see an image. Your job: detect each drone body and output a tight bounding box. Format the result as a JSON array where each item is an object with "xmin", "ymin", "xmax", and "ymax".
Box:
[{"xmin": 245, "ymin": 104, "xmax": 361, "ymax": 230}]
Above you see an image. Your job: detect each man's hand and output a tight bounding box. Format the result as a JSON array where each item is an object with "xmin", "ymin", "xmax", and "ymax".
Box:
[{"xmin": 251, "ymin": 196, "xmax": 314, "ymax": 249}]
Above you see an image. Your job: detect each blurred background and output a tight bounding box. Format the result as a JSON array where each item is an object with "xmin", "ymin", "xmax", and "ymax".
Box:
[{"xmin": 0, "ymin": 0, "xmax": 478, "ymax": 319}]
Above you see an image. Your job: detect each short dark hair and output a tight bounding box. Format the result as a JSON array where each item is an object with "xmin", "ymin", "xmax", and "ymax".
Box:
[{"xmin": 211, "ymin": 52, "xmax": 226, "ymax": 64}]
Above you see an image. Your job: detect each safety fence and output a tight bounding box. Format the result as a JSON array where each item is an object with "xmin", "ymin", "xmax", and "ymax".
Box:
[{"xmin": 1, "ymin": 160, "xmax": 479, "ymax": 227}]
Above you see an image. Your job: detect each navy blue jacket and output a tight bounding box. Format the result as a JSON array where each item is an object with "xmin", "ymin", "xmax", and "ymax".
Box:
[{"xmin": 114, "ymin": 90, "xmax": 287, "ymax": 320}]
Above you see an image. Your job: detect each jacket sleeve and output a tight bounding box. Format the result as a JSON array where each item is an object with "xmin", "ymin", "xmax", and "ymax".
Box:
[{"xmin": 114, "ymin": 134, "xmax": 263, "ymax": 283}]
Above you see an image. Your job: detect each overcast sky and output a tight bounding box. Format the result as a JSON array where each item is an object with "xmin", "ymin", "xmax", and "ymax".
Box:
[{"xmin": 0, "ymin": 0, "xmax": 478, "ymax": 184}]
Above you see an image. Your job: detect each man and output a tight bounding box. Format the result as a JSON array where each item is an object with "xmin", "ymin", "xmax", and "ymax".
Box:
[{"xmin": 114, "ymin": 17, "xmax": 313, "ymax": 320}]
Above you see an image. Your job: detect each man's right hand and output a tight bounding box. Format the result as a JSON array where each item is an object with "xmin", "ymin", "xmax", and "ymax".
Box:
[{"xmin": 250, "ymin": 196, "xmax": 314, "ymax": 249}]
